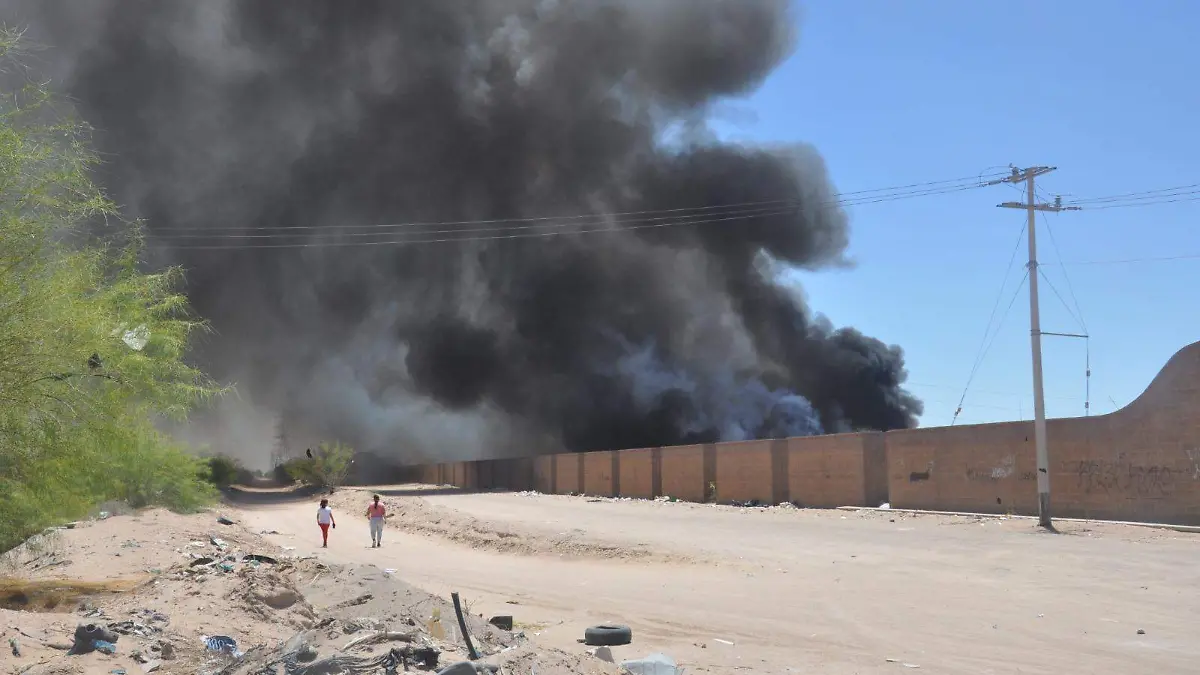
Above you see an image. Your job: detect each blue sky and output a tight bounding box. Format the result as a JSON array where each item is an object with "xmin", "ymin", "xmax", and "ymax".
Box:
[{"xmin": 714, "ymin": 0, "xmax": 1199, "ymax": 427}]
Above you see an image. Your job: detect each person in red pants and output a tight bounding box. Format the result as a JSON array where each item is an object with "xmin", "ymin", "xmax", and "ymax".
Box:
[{"xmin": 316, "ymin": 498, "xmax": 336, "ymax": 547}]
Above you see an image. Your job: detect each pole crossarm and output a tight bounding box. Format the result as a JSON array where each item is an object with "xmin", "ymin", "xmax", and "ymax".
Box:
[{"xmin": 983, "ymin": 164, "xmax": 1079, "ymax": 529}]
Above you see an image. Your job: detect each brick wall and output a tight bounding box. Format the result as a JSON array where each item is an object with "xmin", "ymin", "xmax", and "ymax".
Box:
[
  {"xmin": 617, "ymin": 448, "xmax": 655, "ymax": 498},
  {"xmin": 414, "ymin": 341, "xmax": 1200, "ymax": 525},
  {"xmin": 887, "ymin": 340, "xmax": 1200, "ymax": 524}
]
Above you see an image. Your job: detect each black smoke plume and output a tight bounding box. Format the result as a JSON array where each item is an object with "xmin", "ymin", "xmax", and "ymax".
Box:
[{"xmin": 9, "ymin": 0, "xmax": 922, "ymax": 464}]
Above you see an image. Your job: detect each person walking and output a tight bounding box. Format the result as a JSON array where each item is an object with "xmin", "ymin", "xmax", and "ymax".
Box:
[
  {"xmin": 317, "ymin": 498, "xmax": 336, "ymax": 548},
  {"xmin": 365, "ymin": 494, "xmax": 386, "ymax": 548}
]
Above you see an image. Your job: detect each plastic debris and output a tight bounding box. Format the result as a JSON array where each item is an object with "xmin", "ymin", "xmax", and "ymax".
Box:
[
  {"xmin": 202, "ymin": 635, "xmax": 242, "ymax": 657},
  {"xmin": 621, "ymin": 653, "xmax": 680, "ymax": 675}
]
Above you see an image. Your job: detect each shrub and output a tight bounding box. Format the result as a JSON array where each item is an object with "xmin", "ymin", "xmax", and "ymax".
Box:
[
  {"xmin": 0, "ymin": 31, "xmax": 224, "ymax": 553},
  {"xmin": 204, "ymin": 455, "xmax": 250, "ymax": 489},
  {"xmin": 285, "ymin": 442, "xmax": 356, "ymax": 489}
]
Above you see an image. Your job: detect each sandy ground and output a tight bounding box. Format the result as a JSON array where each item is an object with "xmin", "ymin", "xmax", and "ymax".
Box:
[
  {"xmin": 230, "ymin": 486, "xmax": 1200, "ymax": 674},
  {"xmin": 0, "ymin": 504, "xmax": 620, "ymax": 675}
]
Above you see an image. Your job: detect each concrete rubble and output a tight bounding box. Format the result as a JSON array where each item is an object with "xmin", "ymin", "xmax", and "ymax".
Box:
[{"xmin": 0, "ymin": 508, "xmax": 624, "ymax": 675}]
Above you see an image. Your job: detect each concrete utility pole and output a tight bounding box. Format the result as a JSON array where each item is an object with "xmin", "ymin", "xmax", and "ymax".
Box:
[{"xmin": 989, "ymin": 166, "xmax": 1079, "ymax": 528}]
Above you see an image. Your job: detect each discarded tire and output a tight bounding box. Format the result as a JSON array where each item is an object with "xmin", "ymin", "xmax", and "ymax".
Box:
[{"xmin": 584, "ymin": 624, "xmax": 632, "ymax": 647}]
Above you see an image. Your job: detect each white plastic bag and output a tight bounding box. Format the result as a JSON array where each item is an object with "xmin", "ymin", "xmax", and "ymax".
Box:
[{"xmin": 621, "ymin": 652, "xmax": 681, "ymax": 675}]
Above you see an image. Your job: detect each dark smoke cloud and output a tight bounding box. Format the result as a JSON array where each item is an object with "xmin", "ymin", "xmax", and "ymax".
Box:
[{"xmin": 9, "ymin": 0, "xmax": 922, "ymax": 465}]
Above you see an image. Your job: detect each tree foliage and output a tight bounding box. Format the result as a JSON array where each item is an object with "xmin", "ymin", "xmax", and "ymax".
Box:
[
  {"xmin": 0, "ymin": 32, "xmax": 224, "ymax": 552},
  {"xmin": 204, "ymin": 454, "xmax": 254, "ymax": 489},
  {"xmin": 285, "ymin": 442, "xmax": 356, "ymax": 489}
]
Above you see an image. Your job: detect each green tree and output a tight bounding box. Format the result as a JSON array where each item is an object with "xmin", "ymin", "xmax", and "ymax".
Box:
[
  {"xmin": 0, "ymin": 32, "xmax": 224, "ymax": 551},
  {"xmin": 286, "ymin": 442, "xmax": 356, "ymax": 489}
]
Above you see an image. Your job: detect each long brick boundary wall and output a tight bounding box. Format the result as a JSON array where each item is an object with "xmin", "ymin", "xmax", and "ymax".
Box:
[
  {"xmin": 414, "ymin": 340, "xmax": 1200, "ymax": 525},
  {"xmin": 421, "ymin": 433, "xmax": 885, "ymax": 508}
]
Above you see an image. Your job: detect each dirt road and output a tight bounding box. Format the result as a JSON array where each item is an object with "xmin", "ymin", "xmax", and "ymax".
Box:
[{"xmin": 232, "ymin": 487, "xmax": 1200, "ymax": 674}]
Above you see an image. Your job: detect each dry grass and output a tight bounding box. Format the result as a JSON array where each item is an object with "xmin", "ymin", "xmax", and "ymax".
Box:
[{"xmin": 0, "ymin": 577, "xmax": 145, "ymax": 612}]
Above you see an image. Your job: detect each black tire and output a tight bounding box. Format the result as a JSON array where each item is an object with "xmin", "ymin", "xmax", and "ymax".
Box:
[{"xmin": 584, "ymin": 624, "xmax": 632, "ymax": 647}]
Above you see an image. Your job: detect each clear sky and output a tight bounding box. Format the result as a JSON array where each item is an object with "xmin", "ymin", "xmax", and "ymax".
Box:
[{"xmin": 714, "ymin": 0, "xmax": 1199, "ymax": 428}]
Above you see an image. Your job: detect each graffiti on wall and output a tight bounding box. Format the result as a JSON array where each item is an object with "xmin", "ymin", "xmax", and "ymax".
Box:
[
  {"xmin": 1064, "ymin": 454, "xmax": 1178, "ymax": 497},
  {"xmin": 965, "ymin": 455, "xmax": 1017, "ymax": 483}
]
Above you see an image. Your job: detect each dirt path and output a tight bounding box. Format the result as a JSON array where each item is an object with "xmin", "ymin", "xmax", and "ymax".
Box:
[{"xmin": 231, "ymin": 487, "xmax": 1200, "ymax": 674}]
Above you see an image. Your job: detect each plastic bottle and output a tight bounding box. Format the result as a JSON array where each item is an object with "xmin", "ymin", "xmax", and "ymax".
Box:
[{"xmin": 427, "ymin": 607, "xmax": 446, "ymax": 640}]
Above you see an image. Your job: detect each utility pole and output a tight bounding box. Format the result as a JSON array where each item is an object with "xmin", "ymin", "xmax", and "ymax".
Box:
[{"xmin": 988, "ymin": 166, "xmax": 1079, "ymax": 528}]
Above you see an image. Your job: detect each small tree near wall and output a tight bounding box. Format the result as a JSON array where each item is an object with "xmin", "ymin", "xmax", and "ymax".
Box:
[{"xmin": 286, "ymin": 442, "xmax": 355, "ymax": 489}]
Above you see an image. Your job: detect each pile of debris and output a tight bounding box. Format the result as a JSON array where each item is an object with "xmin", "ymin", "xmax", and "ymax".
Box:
[{"xmin": 1, "ymin": 509, "xmax": 635, "ymax": 674}]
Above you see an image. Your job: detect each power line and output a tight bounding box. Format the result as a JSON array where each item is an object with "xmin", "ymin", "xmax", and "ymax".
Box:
[
  {"xmin": 149, "ymin": 171, "xmax": 1009, "ymax": 235},
  {"xmin": 144, "ymin": 207, "xmax": 799, "ymax": 250},
  {"xmin": 906, "ymin": 380, "xmax": 1084, "ymax": 402},
  {"xmin": 950, "ymin": 218, "xmax": 1027, "ymax": 424},
  {"xmin": 1033, "ymin": 192, "xmax": 1087, "ymax": 333},
  {"xmin": 1080, "ymin": 194, "xmax": 1200, "ymax": 210},
  {"xmin": 1063, "ymin": 182, "xmax": 1200, "ymax": 205},
  {"xmin": 140, "ymin": 171, "xmax": 1011, "ymax": 249},
  {"xmin": 1038, "ymin": 268, "xmax": 1085, "ymax": 333},
  {"xmin": 1053, "ymin": 252, "xmax": 1200, "ymax": 266},
  {"xmin": 951, "ymin": 268, "xmax": 1029, "ymax": 426},
  {"xmin": 148, "ymin": 203, "xmax": 798, "ymax": 241}
]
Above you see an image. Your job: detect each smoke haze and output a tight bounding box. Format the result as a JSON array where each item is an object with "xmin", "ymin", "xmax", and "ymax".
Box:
[{"xmin": 8, "ymin": 0, "xmax": 922, "ymax": 466}]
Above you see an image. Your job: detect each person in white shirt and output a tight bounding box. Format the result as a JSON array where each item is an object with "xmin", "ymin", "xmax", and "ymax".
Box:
[{"xmin": 316, "ymin": 498, "xmax": 336, "ymax": 548}]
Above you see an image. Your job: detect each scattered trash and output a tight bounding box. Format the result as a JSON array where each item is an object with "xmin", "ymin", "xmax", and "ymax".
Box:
[
  {"xmin": 140, "ymin": 660, "xmax": 161, "ymax": 673},
  {"xmin": 233, "ymin": 642, "xmax": 436, "ymax": 674},
  {"xmin": 110, "ymin": 670, "xmax": 127, "ymax": 675},
  {"xmin": 120, "ymin": 324, "xmax": 150, "ymax": 351},
  {"xmin": 586, "ymin": 646, "xmax": 614, "ymax": 662},
  {"xmin": 69, "ymin": 623, "xmax": 120, "ymax": 655},
  {"xmin": 297, "ymin": 644, "xmax": 319, "ymax": 663},
  {"xmin": 110, "ymin": 620, "xmax": 161, "ymax": 638},
  {"xmin": 341, "ymin": 617, "xmax": 386, "ymax": 634},
  {"xmin": 259, "ymin": 529, "xmax": 281, "ymax": 535},
  {"xmin": 437, "ymin": 662, "xmax": 478, "ymax": 675},
  {"xmin": 621, "ymin": 652, "xmax": 680, "ymax": 675},
  {"xmin": 488, "ymin": 615, "xmax": 514, "ymax": 631},
  {"xmin": 712, "ymin": 638, "xmax": 734, "ymax": 646},
  {"xmin": 98, "ymin": 511, "xmax": 111, "ymax": 520},
  {"xmin": 190, "ymin": 556, "xmax": 215, "ymax": 567},
  {"xmin": 880, "ymin": 502, "xmax": 892, "ymax": 509},
  {"xmin": 9, "ymin": 637, "xmax": 20, "ymax": 657},
  {"xmin": 342, "ymin": 630, "xmax": 417, "ymax": 651},
  {"xmin": 1137, "ymin": 629, "xmax": 1146, "ymax": 635},
  {"xmin": 427, "ymin": 607, "xmax": 447, "ymax": 640},
  {"xmin": 400, "ymin": 646, "xmax": 441, "ymax": 670},
  {"xmin": 210, "ymin": 537, "xmax": 228, "ymax": 548},
  {"xmin": 202, "ymin": 634, "xmax": 241, "ymax": 657},
  {"xmin": 216, "ymin": 516, "xmax": 236, "ymax": 526},
  {"xmin": 583, "ymin": 624, "xmax": 633, "ymax": 647}
]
